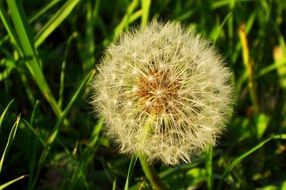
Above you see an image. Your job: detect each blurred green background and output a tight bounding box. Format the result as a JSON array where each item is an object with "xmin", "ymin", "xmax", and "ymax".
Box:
[{"xmin": 0, "ymin": 0, "xmax": 286, "ymax": 189}]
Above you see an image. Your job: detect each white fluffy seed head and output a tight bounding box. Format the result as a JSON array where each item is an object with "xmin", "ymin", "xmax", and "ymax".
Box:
[{"xmin": 91, "ymin": 21, "xmax": 234, "ymax": 165}]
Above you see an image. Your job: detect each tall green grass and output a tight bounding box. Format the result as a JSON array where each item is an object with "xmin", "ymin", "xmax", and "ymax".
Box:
[{"xmin": 0, "ymin": 0, "xmax": 285, "ymax": 189}]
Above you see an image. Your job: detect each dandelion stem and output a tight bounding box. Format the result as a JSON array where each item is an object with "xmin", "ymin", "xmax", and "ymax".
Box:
[
  {"xmin": 138, "ymin": 117, "xmax": 167, "ymax": 190},
  {"xmin": 205, "ymin": 147, "xmax": 213, "ymax": 190},
  {"xmin": 139, "ymin": 153, "xmax": 167, "ymax": 190}
]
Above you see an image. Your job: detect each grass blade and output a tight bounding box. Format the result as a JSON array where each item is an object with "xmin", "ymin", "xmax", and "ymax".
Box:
[
  {"xmin": 7, "ymin": 0, "xmax": 62, "ymax": 117},
  {"xmin": 83, "ymin": 0, "xmax": 96, "ymax": 72},
  {"xmin": 140, "ymin": 0, "xmax": 151, "ymax": 28},
  {"xmin": 274, "ymin": 37, "xmax": 286, "ymax": 88},
  {"xmin": 112, "ymin": 179, "xmax": 117, "ymax": 190},
  {"xmin": 32, "ymin": 70, "xmax": 95, "ymax": 188},
  {"xmin": 112, "ymin": 0, "xmax": 139, "ymax": 40},
  {"xmin": 0, "ymin": 115, "xmax": 20, "ymax": 173},
  {"xmin": 22, "ymin": 119, "xmax": 46, "ymax": 147},
  {"xmin": 34, "ymin": 0, "xmax": 80, "ymax": 47},
  {"xmin": 217, "ymin": 134, "xmax": 286, "ymax": 190},
  {"xmin": 58, "ymin": 32, "xmax": 78, "ymax": 108},
  {"xmin": 29, "ymin": 0, "xmax": 61, "ymax": 23},
  {"xmin": 1, "ymin": 0, "xmax": 61, "ymax": 46},
  {"xmin": 0, "ymin": 2, "xmax": 22, "ymax": 53},
  {"xmin": 212, "ymin": 12, "xmax": 232, "ymax": 44},
  {"xmin": 257, "ymin": 58, "xmax": 286, "ymax": 78},
  {"xmin": 124, "ymin": 156, "xmax": 138, "ymax": 190},
  {"xmin": 88, "ymin": 118, "xmax": 104, "ymax": 147},
  {"xmin": 0, "ymin": 99, "xmax": 14, "ymax": 132},
  {"xmin": 0, "ymin": 175, "xmax": 27, "ymax": 190},
  {"xmin": 239, "ymin": 23, "xmax": 259, "ymax": 113}
]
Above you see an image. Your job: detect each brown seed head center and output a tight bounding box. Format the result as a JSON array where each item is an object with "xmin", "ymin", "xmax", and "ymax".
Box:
[{"xmin": 136, "ymin": 68, "xmax": 181, "ymax": 115}]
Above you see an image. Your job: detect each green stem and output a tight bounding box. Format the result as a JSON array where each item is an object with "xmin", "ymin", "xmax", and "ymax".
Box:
[
  {"xmin": 137, "ymin": 116, "xmax": 167, "ymax": 189},
  {"xmin": 139, "ymin": 153, "xmax": 167, "ymax": 190},
  {"xmin": 205, "ymin": 147, "xmax": 213, "ymax": 190}
]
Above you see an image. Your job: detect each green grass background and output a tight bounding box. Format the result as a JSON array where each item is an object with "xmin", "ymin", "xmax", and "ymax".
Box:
[{"xmin": 0, "ymin": 0, "xmax": 286, "ymax": 189}]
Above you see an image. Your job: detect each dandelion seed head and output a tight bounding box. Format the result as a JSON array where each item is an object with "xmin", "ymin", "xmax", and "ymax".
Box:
[{"xmin": 92, "ymin": 21, "xmax": 234, "ymax": 165}]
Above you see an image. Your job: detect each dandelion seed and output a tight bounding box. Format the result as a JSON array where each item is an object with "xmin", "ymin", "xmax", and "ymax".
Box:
[
  {"xmin": 92, "ymin": 21, "xmax": 234, "ymax": 165},
  {"xmin": 112, "ymin": 99, "xmax": 117, "ymax": 104},
  {"xmin": 132, "ymin": 86, "xmax": 138, "ymax": 92}
]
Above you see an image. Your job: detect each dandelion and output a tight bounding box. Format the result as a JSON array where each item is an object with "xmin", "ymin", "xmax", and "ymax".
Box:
[{"xmin": 91, "ymin": 21, "xmax": 234, "ymax": 165}]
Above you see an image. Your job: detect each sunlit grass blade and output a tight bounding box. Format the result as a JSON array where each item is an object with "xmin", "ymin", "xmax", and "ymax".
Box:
[
  {"xmin": 274, "ymin": 36, "xmax": 286, "ymax": 88},
  {"xmin": 211, "ymin": 0, "xmax": 231, "ymax": 9},
  {"xmin": 129, "ymin": 10, "xmax": 142, "ymax": 23},
  {"xmin": 112, "ymin": 0, "xmax": 139, "ymax": 40},
  {"xmin": 140, "ymin": 0, "xmax": 151, "ymax": 28},
  {"xmin": 34, "ymin": 0, "xmax": 80, "ymax": 47},
  {"xmin": 257, "ymin": 58, "xmax": 286, "ymax": 78},
  {"xmin": 0, "ymin": 58, "xmax": 16, "ymax": 82},
  {"xmin": 257, "ymin": 36, "xmax": 286, "ymax": 80},
  {"xmin": 0, "ymin": 175, "xmax": 27, "ymax": 190},
  {"xmin": 0, "ymin": 99, "xmax": 14, "ymax": 131},
  {"xmin": 239, "ymin": 23, "xmax": 259, "ymax": 113},
  {"xmin": 0, "ymin": 115, "xmax": 20, "ymax": 173},
  {"xmin": 0, "ymin": 0, "xmax": 61, "ymax": 46},
  {"xmin": 7, "ymin": 0, "xmax": 62, "ymax": 117},
  {"xmin": 231, "ymin": 13, "xmax": 256, "ymax": 64},
  {"xmin": 112, "ymin": 179, "xmax": 117, "ymax": 190},
  {"xmin": 255, "ymin": 113, "xmax": 270, "ymax": 139},
  {"xmin": 217, "ymin": 134, "xmax": 286, "ymax": 190},
  {"xmin": 211, "ymin": 12, "xmax": 232, "ymax": 44},
  {"xmin": 29, "ymin": 0, "xmax": 61, "ymax": 23},
  {"xmin": 124, "ymin": 155, "xmax": 138, "ymax": 190}
]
